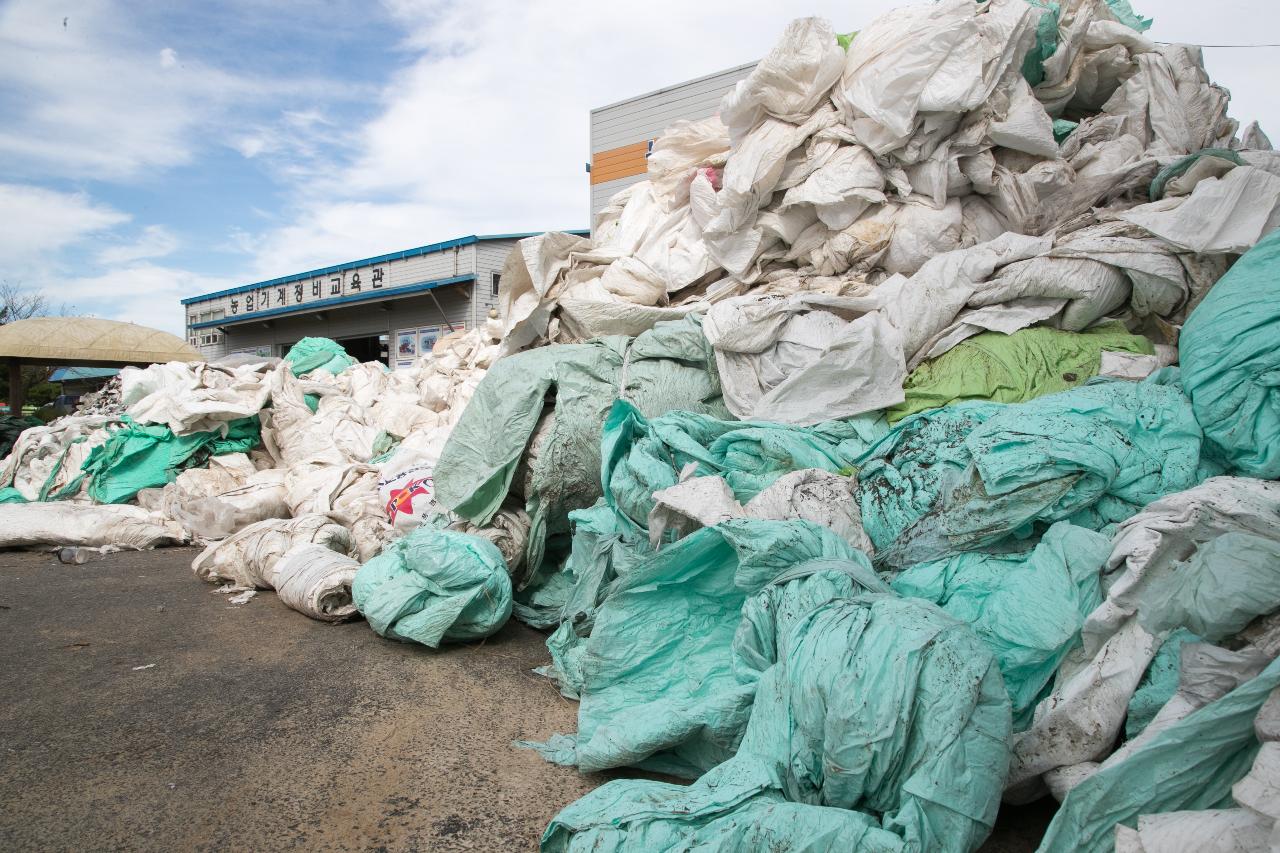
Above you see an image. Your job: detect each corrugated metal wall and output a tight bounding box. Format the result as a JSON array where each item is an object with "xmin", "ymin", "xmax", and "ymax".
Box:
[
  {"xmin": 588, "ymin": 62, "xmax": 757, "ymax": 220},
  {"xmin": 473, "ymin": 239, "xmax": 517, "ymax": 327}
]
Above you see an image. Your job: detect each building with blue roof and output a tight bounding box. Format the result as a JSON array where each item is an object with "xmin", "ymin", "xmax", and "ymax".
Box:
[{"xmin": 179, "ymin": 231, "xmax": 584, "ymax": 367}]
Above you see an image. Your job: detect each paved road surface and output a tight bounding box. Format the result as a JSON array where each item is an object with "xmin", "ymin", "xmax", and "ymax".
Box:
[{"xmin": 0, "ymin": 547, "xmax": 1055, "ymax": 851}]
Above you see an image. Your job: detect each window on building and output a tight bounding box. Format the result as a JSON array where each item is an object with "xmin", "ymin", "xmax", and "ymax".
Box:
[
  {"xmin": 491, "ymin": 272, "xmax": 501, "ymax": 296},
  {"xmin": 211, "ymin": 309, "xmax": 224, "ymax": 321}
]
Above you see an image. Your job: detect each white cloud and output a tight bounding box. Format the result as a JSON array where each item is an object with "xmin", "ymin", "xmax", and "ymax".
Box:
[
  {"xmin": 0, "ymin": 183, "xmax": 129, "ymax": 263},
  {"xmin": 0, "ymin": 0, "xmax": 370, "ymax": 181},
  {"xmin": 95, "ymin": 225, "xmax": 179, "ymax": 265},
  {"xmin": 225, "ymin": 0, "xmax": 1280, "ymax": 283},
  {"xmin": 42, "ymin": 263, "xmax": 237, "ymax": 336}
]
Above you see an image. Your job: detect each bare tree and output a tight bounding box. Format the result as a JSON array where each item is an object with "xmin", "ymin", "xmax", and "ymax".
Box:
[
  {"xmin": 0, "ymin": 281, "xmax": 70, "ymax": 412},
  {"xmin": 0, "ymin": 280, "xmax": 49, "ymax": 325}
]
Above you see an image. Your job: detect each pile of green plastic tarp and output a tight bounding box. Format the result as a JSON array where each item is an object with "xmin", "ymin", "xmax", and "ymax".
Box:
[
  {"xmin": 886, "ymin": 322, "xmax": 1154, "ymax": 423},
  {"xmin": 543, "ymin": 594, "xmax": 1011, "ymax": 853},
  {"xmin": 1038, "ymin": 657, "xmax": 1280, "ymax": 853},
  {"xmin": 1181, "ymin": 227, "xmax": 1280, "ymax": 478},
  {"xmin": 528, "ymin": 518, "xmax": 884, "ymax": 779},
  {"xmin": 283, "ymin": 336, "xmax": 356, "ymax": 377},
  {"xmin": 352, "ymin": 527, "xmax": 512, "ymax": 648},
  {"xmin": 434, "ymin": 317, "xmax": 727, "ymax": 582},
  {"xmin": 512, "ymin": 400, "xmax": 885, "ymax": 628},
  {"xmin": 859, "ymin": 374, "xmax": 1204, "ymax": 568},
  {"xmin": 891, "ymin": 522, "xmax": 1108, "ymax": 729},
  {"xmin": 75, "ymin": 415, "xmax": 260, "ymax": 504}
]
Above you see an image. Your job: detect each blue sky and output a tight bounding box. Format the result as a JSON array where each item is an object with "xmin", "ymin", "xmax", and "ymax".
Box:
[{"xmin": 1, "ymin": 0, "xmax": 1276, "ymax": 336}]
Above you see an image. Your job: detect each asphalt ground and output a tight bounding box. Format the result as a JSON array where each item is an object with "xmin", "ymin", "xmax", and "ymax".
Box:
[{"xmin": 0, "ymin": 547, "xmax": 1055, "ymax": 851}]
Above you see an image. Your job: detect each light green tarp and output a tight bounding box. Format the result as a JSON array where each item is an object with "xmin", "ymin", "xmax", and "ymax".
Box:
[
  {"xmin": 859, "ymin": 374, "xmax": 1204, "ymax": 568},
  {"xmin": 76, "ymin": 415, "xmax": 260, "ymax": 504},
  {"xmin": 892, "ymin": 522, "xmax": 1108, "ymax": 729},
  {"xmin": 887, "ymin": 322, "xmax": 1154, "ymax": 423},
  {"xmin": 353, "ymin": 527, "xmax": 512, "ymax": 648},
  {"xmin": 543, "ymin": 594, "xmax": 1011, "ymax": 853},
  {"xmin": 1038, "ymin": 656, "xmax": 1280, "ymax": 853},
  {"xmin": 0, "ymin": 486, "xmax": 27, "ymax": 503},
  {"xmin": 1149, "ymin": 148, "xmax": 1243, "ymax": 201},
  {"xmin": 283, "ymin": 337, "xmax": 356, "ymax": 377},
  {"xmin": 1181, "ymin": 227, "xmax": 1280, "ymax": 478},
  {"xmin": 435, "ymin": 317, "xmax": 726, "ymax": 583},
  {"xmin": 1022, "ymin": 1, "xmax": 1060, "ymax": 87},
  {"xmin": 1104, "ymin": 0, "xmax": 1152, "ymax": 32},
  {"xmin": 527, "ymin": 519, "xmax": 883, "ymax": 779}
]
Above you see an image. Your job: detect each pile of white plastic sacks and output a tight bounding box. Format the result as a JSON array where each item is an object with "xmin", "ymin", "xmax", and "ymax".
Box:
[
  {"xmin": 501, "ymin": 0, "xmax": 1277, "ymax": 424},
  {"xmin": 0, "ymin": 321, "xmax": 503, "ymax": 620}
]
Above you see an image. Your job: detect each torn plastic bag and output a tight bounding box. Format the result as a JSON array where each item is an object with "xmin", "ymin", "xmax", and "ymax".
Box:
[
  {"xmin": 282, "ymin": 336, "xmax": 356, "ymax": 377},
  {"xmin": 1180, "ymin": 228, "xmax": 1280, "ymax": 478},
  {"xmin": 444, "ymin": 506, "xmax": 531, "ymax": 578},
  {"xmin": 1037, "ymin": 657, "xmax": 1280, "ymax": 853},
  {"xmin": 269, "ymin": 544, "xmax": 360, "ymax": 622},
  {"xmin": 0, "ymin": 414, "xmax": 117, "ymax": 501},
  {"xmin": 191, "ymin": 513, "xmax": 354, "ymax": 590},
  {"xmin": 892, "ymin": 522, "xmax": 1108, "ymax": 729},
  {"xmin": 353, "ymin": 527, "xmax": 511, "ymax": 648},
  {"xmin": 888, "ymin": 322, "xmax": 1154, "ymax": 423},
  {"xmin": 0, "ymin": 503, "xmax": 186, "ymax": 550},
  {"xmin": 148, "ymin": 453, "xmax": 290, "ymax": 540},
  {"xmin": 527, "ymin": 519, "xmax": 883, "ymax": 779},
  {"xmin": 542, "ymin": 594, "xmax": 1011, "ymax": 853},
  {"xmin": 861, "ymin": 374, "xmax": 1203, "ymax": 568}
]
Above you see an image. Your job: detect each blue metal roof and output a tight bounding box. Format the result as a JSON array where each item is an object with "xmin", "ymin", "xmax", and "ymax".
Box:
[
  {"xmin": 189, "ymin": 273, "xmax": 476, "ymax": 329},
  {"xmin": 49, "ymin": 366, "xmax": 120, "ymax": 382},
  {"xmin": 181, "ymin": 230, "xmax": 587, "ymax": 305}
]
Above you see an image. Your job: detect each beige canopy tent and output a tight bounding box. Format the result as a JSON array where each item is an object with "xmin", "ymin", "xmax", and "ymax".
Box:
[{"xmin": 0, "ymin": 317, "xmax": 204, "ymax": 412}]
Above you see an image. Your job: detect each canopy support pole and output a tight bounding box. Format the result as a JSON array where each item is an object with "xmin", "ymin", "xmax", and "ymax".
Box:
[{"xmin": 8, "ymin": 357, "xmax": 23, "ymax": 414}]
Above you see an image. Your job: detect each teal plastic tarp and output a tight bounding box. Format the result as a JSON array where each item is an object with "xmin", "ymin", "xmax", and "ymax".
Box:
[
  {"xmin": 76, "ymin": 415, "xmax": 260, "ymax": 504},
  {"xmin": 353, "ymin": 527, "xmax": 512, "ymax": 648},
  {"xmin": 543, "ymin": 594, "xmax": 1011, "ymax": 853},
  {"xmin": 1181, "ymin": 228, "xmax": 1280, "ymax": 478},
  {"xmin": 860, "ymin": 375, "xmax": 1204, "ymax": 568},
  {"xmin": 892, "ymin": 522, "xmax": 1108, "ymax": 728},
  {"xmin": 528, "ymin": 519, "xmax": 883, "ymax": 779},
  {"xmin": 283, "ymin": 337, "xmax": 356, "ymax": 376}
]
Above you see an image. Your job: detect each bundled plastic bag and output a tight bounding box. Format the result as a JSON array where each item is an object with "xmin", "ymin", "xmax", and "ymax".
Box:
[
  {"xmin": 543, "ymin": 594, "xmax": 1011, "ymax": 853},
  {"xmin": 1180, "ymin": 227, "xmax": 1280, "ymax": 478},
  {"xmin": 0, "ymin": 503, "xmax": 185, "ymax": 550},
  {"xmin": 269, "ymin": 544, "xmax": 360, "ymax": 621},
  {"xmin": 1038, "ymin": 658, "xmax": 1280, "ymax": 853},
  {"xmin": 353, "ymin": 527, "xmax": 512, "ymax": 648},
  {"xmin": 282, "ymin": 337, "xmax": 356, "ymax": 377},
  {"xmin": 191, "ymin": 513, "xmax": 353, "ymax": 589},
  {"xmin": 1009, "ymin": 477, "xmax": 1280, "ymax": 792}
]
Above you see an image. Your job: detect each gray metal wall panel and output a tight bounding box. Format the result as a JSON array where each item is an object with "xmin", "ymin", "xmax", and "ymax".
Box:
[
  {"xmin": 590, "ymin": 64, "xmax": 755, "ymax": 153},
  {"xmin": 472, "ymin": 239, "xmax": 517, "ymax": 325},
  {"xmin": 591, "ymin": 175, "xmax": 647, "ymax": 218}
]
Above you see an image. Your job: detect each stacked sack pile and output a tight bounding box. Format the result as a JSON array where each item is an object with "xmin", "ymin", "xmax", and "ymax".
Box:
[{"xmin": 4, "ymin": 0, "xmax": 1280, "ymax": 849}]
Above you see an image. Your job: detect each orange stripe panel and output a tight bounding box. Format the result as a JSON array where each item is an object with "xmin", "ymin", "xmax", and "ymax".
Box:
[{"xmin": 590, "ymin": 140, "xmax": 652, "ymax": 185}]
